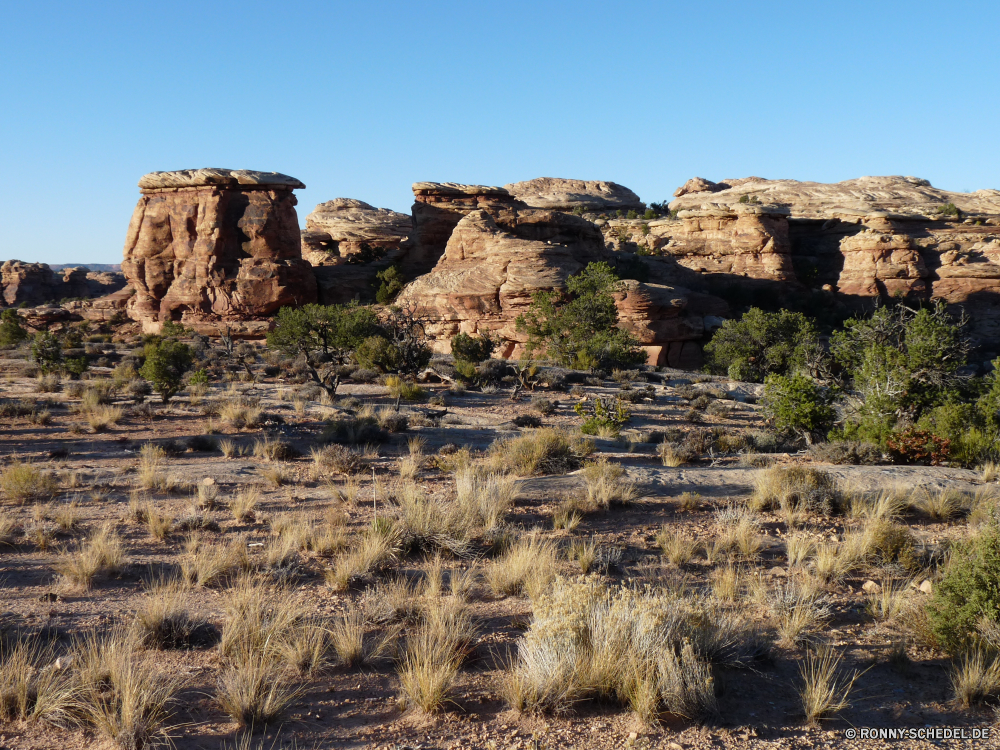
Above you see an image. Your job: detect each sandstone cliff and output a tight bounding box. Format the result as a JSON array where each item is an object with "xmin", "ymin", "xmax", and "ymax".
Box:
[
  {"xmin": 122, "ymin": 169, "xmax": 316, "ymax": 335},
  {"xmin": 504, "ymin": 177, "xmax": 644, "ymax": 213},
  {"xmin": 396, "ymin": 208, "xmax": 722, "ymax": 366},
  {"xmin": 1, "ymin": 261, "xmax": 126, "ymax": 307}
]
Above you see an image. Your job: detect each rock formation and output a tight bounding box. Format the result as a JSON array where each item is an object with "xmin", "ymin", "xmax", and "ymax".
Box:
[
  {"xmin": 301, "ymin": 198, "xmax": 411, "ymax": 266},
  {"xmin": 396, "ymin": 208, "xmax": 722, "ymax": 366},
  {"xmin": 407, "ymin": 183, "xmax": 523, "ymax": 277},
  {"xmin": 504, "ymin": 177, "xmax": 644, "ymax": 213},
  {"xmin": 1, "ymin": 261, "xmax": 125, "ymax": 307},
  {"xmin": 122, "ymin": 169, "xmax": 316, "ymax": 335},
  {"xmin": 599, "ymin": 175, "xmax": 1000, "ymax": 353}
]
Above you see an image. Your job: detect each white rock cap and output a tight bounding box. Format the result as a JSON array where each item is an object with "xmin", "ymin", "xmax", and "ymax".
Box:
[{"xmin": 138, "ymin": 169, "xmax": 305, "ymax": 190}]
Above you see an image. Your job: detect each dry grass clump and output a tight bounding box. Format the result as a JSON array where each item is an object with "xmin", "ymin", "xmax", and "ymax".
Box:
[
  {"xmin": 55, "ymin": 524, "xmax": 126, "ymax": 589},
  {"xmin": 397, "ymin": 598, "xmax": 477, "ymax": 713},
  {"xmin": 215, "ymin": 578, "xmax": 309, "ymax": 726},
  {"xmin": 136, "ymin": 444, "xmax": 180, "ymax": 493},
  {"xmin": 143, "ymin": 503, "xmax": 174, "ymax": 541},
  {"xmin": 85, "ymin": 404, "xmax": 124, "ymax": 432},
  {"xmin": 259, "ymin": 465, "xmax": 289, "ymax": 488},
  {"xmin": 218, "ymin": 394, "xmax": 263, "ymax": 429},
  {"xmin": 325, "ymin": 528, "xmax": 400, "ymax": 591},
  {"xmin": 252, "ymin": 436, "xmax": 297, "ymax": 461},
  {"xmin": 582, "ymin": 458, "xmax": 637, "ymax": 509},
  {"xmin": 0, "ymin": 460, "xmax": 57, "ymax": 504},
  {"xmin": 766, "ymin": 579, "xmax": 832, "ymax": 647},
  {"xmin": 384, "ymin": 375, "xmax": 426, "ymax": 402},
  {"xmin": 310, "ymin": 444, "xmax": 364, "ymax": 476},
  {"xmin": 865, "ymin": 577, "xmax": 913, "ymax": 622},
  {"xmin": 785, "ymin": 533, "xmax": 815, "ymax": 568},
  {"xmin": 133, "ymin": 576, "xmax": 217, "ymax": 650},
  {"xmin": 181, "ymin": 534, "xmax": 250, "ymax": 587},
  {"xmin": 486, "ymin": 428, "xmax": 592, "ymax": 475},
  {"xmin": 454, "ymin": 466, "xmax": 516, "ymax": 531},
  {"xmin": 73, "ymin": 628, "xmax": 185, "ymax": 749},
  {"xmin": 656, "ymin": 526, "xmax": 698, "ymax": 565},
  {"xmin": 950, "ymin": 649, "xmax": 1000, "ymax": 707},
  {"xmin": 908, "ymin": 487, "xmax": 966, "ymax": 520},
  {"xmin": 798, "ymin": 646, "xmax": 861, "ymax": 724},
  {"xmin": 0, "ymin": 638, "xmax": 77, "ymax": 726},
  {"xmin": 485, "ymin": 535, "xmax": 558, "ymax": 599},
  {"xmin": 979, "ymin": 461, "xmax": 1000, "ymax": 483},
  {"xmin": 229, "ymin": 485, "xmax": 261, "ymax": 523},
  {"xmin": 751, "ymin": 465, "xmax": 839, "ymax": 514},
  {"xmin": 502, "ymin": 577, "xmax": 728, "ymax": 720},
  {"xmin": 714, "ymin": 503, "xmax": 762, "ymax": 558},
  {"xmin": 657, "ymin": 442, "xmax": 687, "ymax": 467}
]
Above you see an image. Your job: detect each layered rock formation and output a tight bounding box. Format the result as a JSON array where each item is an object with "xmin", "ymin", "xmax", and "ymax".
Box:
[
  {"xmin": 301, "ymin": 198, "xmax": 412, "ymax": 266},
  {"xmin": 407, "ymin": 183, "xmax": 523, "ymax": 277},
  {"xmin": 122, "ymin": 169, "xmax": 316, "ymax": 335},
  {"xmin": 1, "ymin": 261, "xmax": 126, "ymax": 307},
  {"xmin": 396, "ymin": 208, "xmax": 721, "ymax": 366},
  {"xmin": 504, "ymin": 177, "xmax": 644, "ymax": 213},
  {"xmin": 599, "ymin": 175, "xmax": 1000, "ymax": 351}
]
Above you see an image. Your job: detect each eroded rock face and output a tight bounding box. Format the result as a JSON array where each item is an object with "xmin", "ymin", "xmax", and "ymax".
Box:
[
  {"xmin": 504, "ymin": 177, "xmax": 644, "ymax": 213},
  {"xmin": 122, "ymin": 169, "xmax": 316, "ymax": 335},
  {"xmin": 600, "ymin": 175, "xmax": 1000, "ymax": 350},
  {"xmin": 408, "ymin": 183, "xmax": 523, "ymax": 277},
  {"xmin": 396, "ymin": 208, "xmax": 722, "ymax": 366},
  {"xmin": 301, "ymin": 198, "xmax": 412, "ymax": 266},
  {"xmin": 0, "ymin": 261, "xmax": 123, "ymax": 307}
]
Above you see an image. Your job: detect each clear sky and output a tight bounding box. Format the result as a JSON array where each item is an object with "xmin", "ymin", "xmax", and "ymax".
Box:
[{"xmin": 2, "ymin": 1, "xmax": 998, "ymax": 265}]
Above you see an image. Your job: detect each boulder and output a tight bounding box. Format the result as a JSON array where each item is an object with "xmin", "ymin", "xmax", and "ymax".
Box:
[
  {"xmin": 673, "ymin": 177, "xmax": 729, "ymax": 198},
  {"xmin": 408, "ymin": 183, "xmax": 523, "ymax": 277},
  {"xmin": 121, "ymin": 169, "xmax": 316, "ymax": 335},
  {"xmin": 301, "ymin": 198, "xmax": 412, "ymax": 266},
  {"xmin": 504, "ymin": 177, "xmax": 644, "ymax": 213}
]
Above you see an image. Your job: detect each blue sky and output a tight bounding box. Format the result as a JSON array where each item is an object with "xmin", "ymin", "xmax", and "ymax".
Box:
[{"xmin": 1, "ymin": 1, "xmax": 998, "ymax": 265}]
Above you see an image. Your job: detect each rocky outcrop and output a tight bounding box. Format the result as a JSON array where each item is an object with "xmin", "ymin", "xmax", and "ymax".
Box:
[
  {"xmin": 396, "ymin": 208, "xmax": 723, "ymax": 366},
  {"xmin": 408, "ymin": 183, "xmax": 523, "ymax": 277},
  {"xmin": 0, "ymin": 261, "xmax": 124, "ymax": 307},
  {"xmin": 504, "ymin": 178, "xmax": 644, "ymax": 213},
  {"xmin": 301, "ymin": 198, "xmax": 412, "ymax": 266},
  {"xmin": 598, "ymin": 175, "xmax": 1000, "ymax": 352},
  {"xmin": 122, "ymin": 169, "xmax": 316, "ymax": 335}
]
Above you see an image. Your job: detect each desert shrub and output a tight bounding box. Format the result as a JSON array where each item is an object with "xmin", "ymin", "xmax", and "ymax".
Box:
[
  {"xmin": 383, "ymin": 375, "xmax": 425, "ymax": 401},
  {"xmin": 139, "ymin": 339, "xmax": 193, "ymax": 403},
  {"xmin": 832, "ymin": 302, "xmax": 968, "ymax": 443},
  {"xmin": 531, "ymin": 396, "xmax": 556, "ymax": 416},
  {"xmin": 704, "ymin": 308, "xmax": 820, "ymax": 383},
  {"xmin": 808, "ymin": 440, "xmax": 884, "ymax": 465},
  {"xmin": 451, "ymin": 332, "xmax": 496, "ymax": 364},
  {"xmin": 354, "ymin": 306, "xmax": 432, "ymax": 375},
  {"xmin": 751, "ymin": 465, "xmax": 841, "ymax": 515},
  {"xmin": 375, "ymin": 265, "xmax": 405, "ymax": 305},
  {"xmin": 762, "ymin": 373, "xmax": 835, "ymax": 444},
  {"xmin": 574, "ymin": 395, "xmax": 631, "ymax": 436},
  {"xmin": 513, "ymin": 414, "xmax": 542, "ymax": 428},
  {"xmin": 0, "ymin": 461, "xmax": 57, "ymax": 504},
  {"xmin": 502, "ymin": 577, "xmax": 759, "ymax": 718},
  {"xmin": 486, "ymin": 428, "xmax": 591, "ymax": 475},
  {"xmin": 30, "ymin": 332, "xmax": 63, "ymax": 374},
  {"xmin": 516, "ymin": 262, "xmax": 646, "ymax": 371},
  {"xmin": 885, "ymin": 427, "xmax": 951, "ymax": 466},
  {"xmin": 267, "ymin": 303, "xmax": 380, "ymax": 398},
  {"xmin": 320, "ymin": 416, "xmax": 387, "ymax": 445},
  {"xmin": 0, "ymin": 309, "xmax": 28, "ymax": 349},
  {"xmin": 927, "ymin": 524, "xmax": 1000, "ymax": 653}
]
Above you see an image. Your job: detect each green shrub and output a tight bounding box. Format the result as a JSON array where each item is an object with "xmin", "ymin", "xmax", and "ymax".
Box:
[
  {"xmin": 30, "ymin": 332, "xmax": 63, "ymax": 374},
  {"xmin": 267, "ymin": 302, "xmax": 380, "ymax": 397},
  {"xmin": 375, "ymin": 266, "xmax": 405, "ymax": 305},
  {"xmin": 355, "ymin": 335, "xmax": 403, "ymax": 372},
  {"xmin": 451, "ymin": 333, "xmax": 496, "ymax": 364},
  {"xmin": 762, "ymin": 373, "xmax": 835, "ymax": 444},
  {"xmin": 516, "ymin": 262, "xmax": 646, "ymax": 372},
  {"xmin": 0, "ymin": 309, "xmax": 27, "ymax": 349},
  {"xmin": 574, "ymin": 396, "xmax": 632, "ymax": 436},
  {"xmin": 704, "ymin": 308, "xmax": 820, "ymax": 383},
  {"xmin": 140, "ymin": 339, "xmax": 194, "ymax": 403},
  {"xmin": 927, "ymin": 524, "xmax": 1000, "ymax": 653}
]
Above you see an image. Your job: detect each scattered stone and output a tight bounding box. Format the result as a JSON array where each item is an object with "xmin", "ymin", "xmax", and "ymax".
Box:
[{"xmin": 862, "ymin": 580, "xmax": 881, "ymax": 594}]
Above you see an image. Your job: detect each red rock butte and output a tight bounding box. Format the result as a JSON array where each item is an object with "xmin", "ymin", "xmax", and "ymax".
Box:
[{"xmin": 122, "ymin": 169, "xmax": 316, "ymax": 336}]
